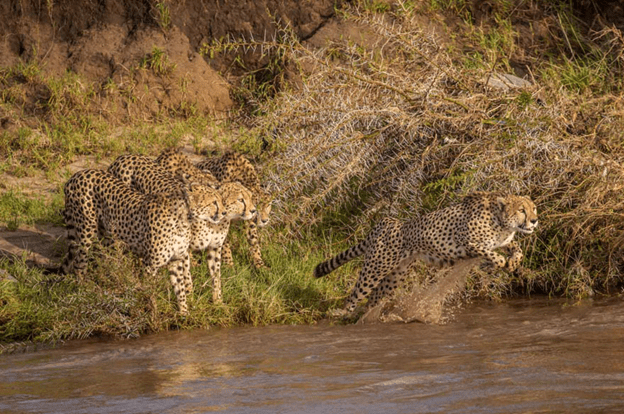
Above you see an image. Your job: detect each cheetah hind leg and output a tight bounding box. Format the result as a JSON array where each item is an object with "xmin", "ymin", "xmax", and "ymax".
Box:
[
  {"xmin": 61, "ymin": 240, "xmax": 91, "ymax": 277},
  {"xmin": 343, "ymin": 246, "xmax": 402, "ymax": 313},
  {"xmin": 367, "ymin": 256, "xmax": 416, "ymax": 309},
  {"xmin": 61, "ymin": 221, "xmax": 97, "ymax": 278}
]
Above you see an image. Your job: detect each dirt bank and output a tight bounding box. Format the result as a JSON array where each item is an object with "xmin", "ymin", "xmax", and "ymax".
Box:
[{"xmin": 0, "ymin": 0, "xmax": 338, "ymax": 119}]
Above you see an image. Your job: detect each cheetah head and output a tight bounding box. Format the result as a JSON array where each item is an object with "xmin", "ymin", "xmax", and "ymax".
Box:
[
  {"xmin": 187, "ymin": 184, "xmax": 225, "ymax": 224},
  {"xmin": 219, "ymin": 182, "xmax": 257, "ymax": 221},
  {"xmin": 497, "ymin": 195, "xmax": 538, "ymax": 234},
  {"xmin": 255, "ymin": 191, "xmax": 273, "ymax": 228}
]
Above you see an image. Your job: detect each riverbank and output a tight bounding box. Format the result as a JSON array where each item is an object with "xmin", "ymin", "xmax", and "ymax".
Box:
[{"xmin": 2, "ymin": 0, "xmax": 624, "ymax": 346}]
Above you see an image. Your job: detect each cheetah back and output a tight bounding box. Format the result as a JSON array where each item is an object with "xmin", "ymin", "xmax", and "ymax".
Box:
[
  {"xmin": 156, "ymin": 148, "xmax": 219, "ymax": 188},
  {"xmin": 108, "ymin": 154, "xmax": 186, "ymax": 196}
]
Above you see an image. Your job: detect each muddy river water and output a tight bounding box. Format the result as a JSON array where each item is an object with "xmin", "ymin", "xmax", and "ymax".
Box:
[{"xmin": 2, "ymin": 297, "xmax": 624, "ymax": 413}]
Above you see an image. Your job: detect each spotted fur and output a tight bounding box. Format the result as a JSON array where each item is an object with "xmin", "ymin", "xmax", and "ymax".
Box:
[
  {"xmin": 188, "ymin": 181, "xmax": 256, "ymax": 303},
  {"xmin": 314, "ymin": 192, "xmax": 538, "ymax": 312},
  {"xmin": 61, "ymin": 169, "xmax": 224, "ymax": 315},
  {"xmin": 109, "ymin": 154, "xmax": 190, "ymax": 195},
  {"xmin": 108, "ymin": 152, "xmax": 256, "ymax": 303},
  {"xmin": 155, "ymin": 148, "xmax": 220, "ymax": 188},
  {"xmin": 196, "ymin": 152, "xmax": 272, "ymax": 268}
]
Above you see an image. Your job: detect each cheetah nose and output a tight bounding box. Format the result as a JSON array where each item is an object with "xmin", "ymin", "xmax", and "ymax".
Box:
[
  {"xmin": 221, "ymin": 211, "xmax": 227, "ymax": 216},
  {"xmin": 250, "ymin": 209, "xmax": 257, "ymax": 215},
  {"xmin": 530, "ymin": 219, "xmax": 538, "ymax": 225}
]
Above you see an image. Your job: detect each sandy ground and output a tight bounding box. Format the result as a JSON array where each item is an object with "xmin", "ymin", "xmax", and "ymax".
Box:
[{"xmin": 0, "ymin": 225, "xmax": 65, "ymax": 269}]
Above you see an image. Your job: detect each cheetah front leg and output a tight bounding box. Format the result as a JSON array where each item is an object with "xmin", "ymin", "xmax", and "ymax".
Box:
[
  {"xmin": 245, "ymin": 220, "xmax": 266, "ymax": 268},
  {"xmin": 220, "ymin": 240, "xmax": 234, "ymax": 267},
  {"xmin": 205, "ymin": 246, "xmax": 223, "ymax": 303},
  {"xmin": 465, "ymin": 242, "xmax": 507, "ymax": 270},
  {"xmin": 165, "ymin": 258, "xmax": 190, "ymax": 316},
  {"xmin": 177, "ymin": 253, "xmax": 193, "ymax": 297},
  {"xmin": 503, "ymin": 240, "xmax": 523, "ymax": 271}
]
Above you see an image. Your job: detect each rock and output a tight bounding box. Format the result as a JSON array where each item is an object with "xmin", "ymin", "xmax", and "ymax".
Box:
[
  {"xmin": 485, "ymin": 73, "xmax": 532, "ymax": 91},
  {"xmin": 0, "ymin": 269, "xmax": 17, "ymax": 283}
]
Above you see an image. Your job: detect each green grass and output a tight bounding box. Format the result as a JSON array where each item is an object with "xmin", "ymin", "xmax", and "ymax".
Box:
[
  {"xmin": 355, "ymin": 0, "xmax": 392, "ymax": 14},
  {"xmin": 139, "ymin": 47, "xmax": 177, "ymax": 76},
  {"xmin": 541, "ymin": 56, "xmax": 613, "ymax": 94},
  {"xmin": 153, "ymin": 1, "xmax": 171, "ymax": 31},
  {"xmin": 0, "ymin": 51, "xmax": 211, "ymax": 177},
  {"xmin": 0, "ymin": 191, "xmax": 64, "ymax": 230},
  {"xmin": 0, "ymin": 227, "xmax": 358, "ymax": 348}
]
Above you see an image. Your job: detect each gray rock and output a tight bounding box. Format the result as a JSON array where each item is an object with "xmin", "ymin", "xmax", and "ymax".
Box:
[
  {"xmin": 0, "ymin": 268, "xmax": 17, "ymax": 283},
  {"xmin": 486, "ymin": 73, "xmax": 532, "ymax": 90}
]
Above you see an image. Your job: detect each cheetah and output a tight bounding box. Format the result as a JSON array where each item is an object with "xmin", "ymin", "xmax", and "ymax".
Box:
[
  {"xmin": 61, "ymin": 169, "xmax": 225, "ymax": 315},
  {"xmin": 108, "ymin": 152, "xmax": 256, "ymax": 303},
  {"xmin": 155, "ymin": 148, "xmax": 220, "ymax": 188},
  {"xmin": 188, "ymin": 181, "xmax": 256, "ymax": 303},
  {"xmin": 314, "ymin": 192, "xmax": 538, "ymax": 312},
  {"xmin": 196, "ymin": 152, "xmax": 272, "ymax": 268}
]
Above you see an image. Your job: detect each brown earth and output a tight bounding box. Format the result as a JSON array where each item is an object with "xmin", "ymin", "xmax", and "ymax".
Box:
[
  {"xmin": 0, "ymin": 0, "xmax": 339, "ymax": 119},
  {"xmin": 0, "ymin": 225, "xmax": 65, "ymax": 269}
]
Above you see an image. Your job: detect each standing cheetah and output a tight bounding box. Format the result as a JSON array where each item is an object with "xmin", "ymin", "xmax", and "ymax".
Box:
[
  {"xmin": 314, "ymin": 192, "xmax": 538, "ymax": 312},
  {"xmin": 62, "ymin": 169, "xmax": 224, "ymax": 315},
  {"xmin": 108, "ymin": 152, "xmax": 256, "ymax": 303},
  {"xmin": 196, "ymin": 152, "xmax": 272, "ymax": 268},
  {"xmin": 188, "ymin": 181, "xmax": 256, "ymax": 303}
]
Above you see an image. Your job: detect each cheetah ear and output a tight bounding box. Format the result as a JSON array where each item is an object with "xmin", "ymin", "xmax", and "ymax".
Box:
[
  {"xmin": 496, "ymin": 197, "xmax": 507, "ymax": 211},
  {"xmin": 174, "ymin": 170, "xmax": 190, "ymax": 185}
]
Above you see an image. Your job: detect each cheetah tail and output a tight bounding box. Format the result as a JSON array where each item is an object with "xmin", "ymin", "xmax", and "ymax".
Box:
[{"xmin": 313, "ymin": 241, "xmax": 366, "ymax": 278}]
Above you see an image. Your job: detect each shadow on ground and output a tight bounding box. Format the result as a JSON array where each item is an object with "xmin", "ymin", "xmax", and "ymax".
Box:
[{"xmin": 0, "ymin": 225, "xmax": 65, "ymax": 269}]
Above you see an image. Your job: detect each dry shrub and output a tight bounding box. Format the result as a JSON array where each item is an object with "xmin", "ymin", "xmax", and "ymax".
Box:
[{"xmin": 240, "ymin": 4, "xmax": 624, "ymax": 298}]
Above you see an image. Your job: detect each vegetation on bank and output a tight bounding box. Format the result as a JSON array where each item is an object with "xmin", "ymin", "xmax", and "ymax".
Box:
[
  {"xmin": 251, "ymin": 0, "xmax": 624, "ymax": 299},
  {"xmin": 0, "ymin": 231, "xmax": 358, "ymax": 350},
  {"xmin": 2, "ymin": 0, "xmax": 624, "ymax": 348}
]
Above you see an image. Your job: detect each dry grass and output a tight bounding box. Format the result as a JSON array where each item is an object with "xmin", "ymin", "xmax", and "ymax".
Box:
[{"xmin": 213, "ymin": 3, "xmax": 624, "ymax": 298}]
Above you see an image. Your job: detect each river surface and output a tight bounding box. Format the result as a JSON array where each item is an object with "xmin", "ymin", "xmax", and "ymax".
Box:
[{"xmin": 2, "ymin": 297, "xmax": 624, "ymax": 413}]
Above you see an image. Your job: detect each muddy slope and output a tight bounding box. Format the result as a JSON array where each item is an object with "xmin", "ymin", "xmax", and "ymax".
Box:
[{"xmin": 0, "ymin": 0, "xmax": 338, "ymax": 116}]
